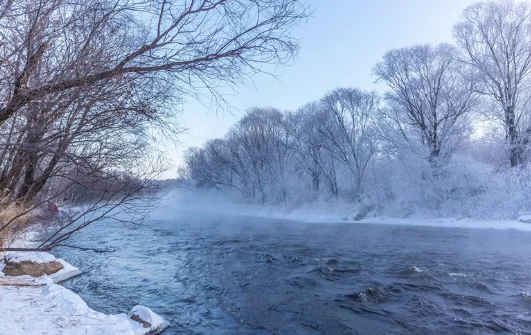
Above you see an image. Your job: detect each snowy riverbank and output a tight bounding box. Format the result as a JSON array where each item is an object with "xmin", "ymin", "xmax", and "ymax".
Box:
[
  {"xmin": 206, "ymin": 206, "xmax": 531, "ymax": 232},
  {"xmin": 0, "ymin": 246, "xmax": 165, "ymax": 334},
  {"xmin": 162, "ymin": 188, "xmax": 531, "ymax": 232}
]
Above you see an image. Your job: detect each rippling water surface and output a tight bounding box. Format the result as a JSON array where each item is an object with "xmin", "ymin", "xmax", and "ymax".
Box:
[{"xmin": 55, "ymin": 211, "xmax": 531, "ymax": 334}]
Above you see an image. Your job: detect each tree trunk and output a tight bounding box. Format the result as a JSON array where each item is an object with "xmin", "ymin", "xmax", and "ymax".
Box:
[{"xmin": 506, "ymin": 106, "xmax": 521, "ymax": 167}]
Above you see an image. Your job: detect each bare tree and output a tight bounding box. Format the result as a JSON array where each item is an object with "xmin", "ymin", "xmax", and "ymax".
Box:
[
  {"xmin": 318, "ymin": 88, "xmax": 378, "ymax": 197},
  {"xmin": 185, "ymin": 139, "xmax": 249, "ymax": 194},
  {"xmin": 0, "ymin": 0, "xmax": 309, "ymax": 126},
  {"xmin": 185, "ymin": 108, "xmax": 292, "ymax": 203},
  {"xmin": 2, "ymin": 155, "xmax": 167, "ymax": 251},
  {"xmin": 231, "ymin": 108, "xmax": 291, "ymax": 203},
  {"xmin": 374, "ymin": 43, "xmax": 476, "ymax": 163},
  {"xmin": 454, "ymin": 1, "xmax": 531, "ymax": 167},
  {"xmin": 0, "ymin": 0, "xmax": 309, "ymax": 249},
  {"xmin": 287, "ymin": 103, "xmax": 341, "ymax": 196}
]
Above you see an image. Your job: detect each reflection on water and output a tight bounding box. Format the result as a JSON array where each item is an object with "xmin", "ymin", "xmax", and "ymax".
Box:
[{"xmin": 56, "ymin": 211, "xmax": 531, "ymax": 334}]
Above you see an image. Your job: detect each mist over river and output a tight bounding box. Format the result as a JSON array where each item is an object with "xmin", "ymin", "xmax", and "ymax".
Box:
[{"xmin": 55, "ymin": 209, "xmax": 531, "ymax": 335}]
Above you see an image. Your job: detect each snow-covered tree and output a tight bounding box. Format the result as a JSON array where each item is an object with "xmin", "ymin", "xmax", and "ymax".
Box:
[
  {"xmin": 374, "ymin": 43, "xmax": 476, "ymax": 163},
  {"xmin": 454, "ymin": 1, "xmax": 531, "ymax": 167},
  {"xmin": 319, "ymin": 88, "xmax": 378, "ymax": 197},
  {"xmin": 287, "ymin": 102, "xmax": 339, "ymax": 196},
  {"xmin": 232, "ymin": 108, "xmax": 292, "ymax": 203}
]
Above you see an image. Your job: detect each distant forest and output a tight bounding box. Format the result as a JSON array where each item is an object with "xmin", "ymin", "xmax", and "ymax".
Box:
[{"xmin": 183, "ymin": 1, "xmax": 531, "ymax": 219}]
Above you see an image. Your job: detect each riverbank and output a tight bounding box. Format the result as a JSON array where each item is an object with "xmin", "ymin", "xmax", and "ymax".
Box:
[
  {"xmin": 0, "ymin": 230, "xmax": 166, "ymax": 335},
  {"xmin": 164, "ymin": 188, "xmax": 531, "ymax": 232}
]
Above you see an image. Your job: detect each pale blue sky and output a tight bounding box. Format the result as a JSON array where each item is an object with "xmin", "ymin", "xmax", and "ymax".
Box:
[{"xmin": 163, "ymin": 0, "xmax": 488, "ymax": 178}]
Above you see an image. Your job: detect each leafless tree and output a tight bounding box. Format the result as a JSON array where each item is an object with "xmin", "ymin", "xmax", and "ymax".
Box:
[
  {"xmin": 287, "ymin": 102, "xmax": 337, "ymax": 195},
  {"xmin": 231, "ymin": 108, "xmax": 291, "ymax": 203},
  {"xmin": 0, "ymin": 0, "xmax": 309, "ymax": 126},
  {"xmin": 185, "ymin": 107, "xmax": 293, "ymax": 203},
  {"xmin": 454, "ymin": 0, "xmax": 531, "ymax": 167},
  {"xmin": 320, "ymin": 88, "xmax": 378, "ymax": 196},
  {"xmin": 374, "ymin": 43, "xmax": 476, "ymax": 164},
  {"xmin": 0, "ymin": 0, "xmax": 309, "ymax": 249}
]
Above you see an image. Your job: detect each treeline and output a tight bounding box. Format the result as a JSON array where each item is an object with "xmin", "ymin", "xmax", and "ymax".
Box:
[{"xmin": 183, "ymin": 1, "xmax": 531, "ymax": 219}]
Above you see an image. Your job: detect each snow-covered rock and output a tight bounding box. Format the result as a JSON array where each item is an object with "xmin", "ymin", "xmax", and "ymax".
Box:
[
  {"xmin": 3, "ymin": 258, "xmax": 63, "ymax": 277},
  {"xmin": 0, "ymin": 282, "xmax": 165, "ymax": 335},
  {"xmin": 4, "ymin": 251, "xmax": 56, "ymax": 263},
  {"xmin": 50, "ymin": 258, "xmax": 82, "ymax": 283},
  {"xmin": 518, "ymin": 214, "xmax": 531, "ymax": 224},
  {"xmin": 0, "ymin": 252, "xmax": 164, "ymax": 335},
  {"xmin": 1, "ymin": 252, "xmax": 80, "ymax": 283},
  {"xmin": 129, "ymin": 305, "xmax": 166, "ymax": 333}
]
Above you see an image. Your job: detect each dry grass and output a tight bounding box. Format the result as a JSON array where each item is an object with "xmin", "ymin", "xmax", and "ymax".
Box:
[{"xmin": 0, "ymin": 198, "xmax": 35, "ymax": 249}]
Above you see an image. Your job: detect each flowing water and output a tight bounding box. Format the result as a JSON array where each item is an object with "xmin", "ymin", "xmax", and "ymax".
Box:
[{"xmin": 55, "ymin": 210, "xmax": 531, "ymax": 334}]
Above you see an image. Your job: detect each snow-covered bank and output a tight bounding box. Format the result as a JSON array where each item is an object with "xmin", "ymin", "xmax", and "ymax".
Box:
[
  {"xmin": 2, "ymin": 251, "xmax": 82, "ymax": 283},
  {"xmin": 160, "ymin": 188, "xmax": 531, "ymax": 232},
  {"xmin": 209, "ymin": 205, "xmax": 531, "ymax": 232},
  {"xmin": 0, "ymin": 251, "xmax": 166, "ymax": 335}
]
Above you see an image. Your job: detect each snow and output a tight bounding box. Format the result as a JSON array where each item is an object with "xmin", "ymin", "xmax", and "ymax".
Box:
[
  {"xmin": 518, "ymin": 214, "xmax": 531, "ymax": 223},
  {"xmin": 50, "ymin": 258, "xmax": 82, "ymax": 283},
  {"xmin": 2, "ymin": 252, "xmax": 81, "ymax": 284},
  {"xmin": 235, "ymin": 209, "xmax": 531, "ymax": 232},
  {"xmin": 0, "ymin": 251, "xmax": 165, "ymax": 335},
  {"xmin": 155, "ymin": 188, "xmax": 531, "ymax": 232},
  {"xmin": 8, "ymin": 227, "xmax": 44, "ymax": 248},
  {"xmin": 0, "ymin": 283, "xmax": 164, "ymax": 335},
  {"xmin": 129, "ymin": 305, "xmax": 165, "ymax": 332},
  {"xmin": 4, "ymin": 251, "xmax": 57, "ymax": 263}
]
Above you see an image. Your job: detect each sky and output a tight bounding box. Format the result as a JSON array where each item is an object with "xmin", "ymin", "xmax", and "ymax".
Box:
[{"xmin": 161, "ymin": 0, "xmax": 489, "ymax": 178}]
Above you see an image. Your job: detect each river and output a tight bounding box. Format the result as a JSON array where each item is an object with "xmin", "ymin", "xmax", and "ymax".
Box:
[{"xmin": 55, "ymin": 210, "xmax": 531, "ymax": 334}]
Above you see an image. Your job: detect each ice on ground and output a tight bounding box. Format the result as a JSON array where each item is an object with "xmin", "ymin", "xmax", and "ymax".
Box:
[
  {"xmin": 129, "ymin": 305, "xmax": 166, "ymax": 332},
  {"xmin": 0, "ymin": 252, "xmax": 164, "ymax": 335},
  {"xmin": 0, "ymin": 283, "xmax": 164, "ymax": 335},
  {"xmin": 50, "ymin": 258, "xmax": 81, "ymax": 283},
  {"xmin": 518, "ymin": 214, "xmax": 531, "ymax": 224},
  {"xmin": 2, "ymin": 252, "xmax": 81, "ymax": 283},
  {"xmin": 4, "ymin": 251, "xmax": 57, "ymax": 263}
]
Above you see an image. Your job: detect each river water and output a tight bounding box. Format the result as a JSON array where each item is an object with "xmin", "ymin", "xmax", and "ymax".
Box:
[{"xmin": 55, "ymin": 210, "xmax": 531, "ymax": 334}]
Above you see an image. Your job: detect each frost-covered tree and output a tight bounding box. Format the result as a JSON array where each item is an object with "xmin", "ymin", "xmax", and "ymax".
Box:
[
  {"xmin": 182, "ymin": 0, "xmax": 531, "ymax": 220},
  {"xmin": 374, "ymin": 43, "xmax": 476, "ymax": 163},
  {"xmin": 232, "ymin": 108, "xmax": 292, "ymax": 203},
  {"xmin": 287, "ymin": 102, "xmax": 339, "ymax": 196},
  {"xmin": 186, "ymin": 108, "xmax": 293, "ymax": 203},
  {"xmin": 185, "ymin": 141, "xmax": 234, "ymax": 190},
  {"xmin": 319, "ymin": 88, "xmax": 378, "ymax": 197},
  {"xmin": 454, "ymin": 1, "xmax": 531, "ymax": 167}
]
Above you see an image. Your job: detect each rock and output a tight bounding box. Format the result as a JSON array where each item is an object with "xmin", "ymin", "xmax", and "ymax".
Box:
[
  {"xmin": 353, "ymin": 213, "xmax": 365, "ymax": 221},
  {"xmin": 3, "ymin": 260, "xmax": 63, "ymax": 277},
  {"xmin": 518, "ymin": 214, "xmax": 531, "ymax": 224},
  {"xmin": 264, "ymin": 253, "xmax": 276, "ymax": 263},
  {"xmin": 354, "ymin": 204, "xmax": 375, "ymax": 221},
  {"xmin": 129, "ymin": 305, "xmax": 164, "ymax": 333},
  {"xmin": 130, "ymin": 314, "xmax": 151, "ymax": 328}
]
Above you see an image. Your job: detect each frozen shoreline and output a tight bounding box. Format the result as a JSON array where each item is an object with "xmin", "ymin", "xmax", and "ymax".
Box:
[
  {"xmin": 239, "ymin": 210, "xmax": 531, "ymax": 231},
  {"xmin": 0, "ymin": 245, "xmax": 165, "ymax": 334},
  {"xmin": 165, "ymin": 188, "xmax": 531, "ymax": 232},
  {"xmin": 5, "ymin": 189, "xmax": 529, "ymax": 335}
]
